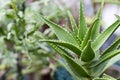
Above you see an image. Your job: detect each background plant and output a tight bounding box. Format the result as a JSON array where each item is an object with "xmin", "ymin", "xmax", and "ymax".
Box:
[
  {"xmin": 93, "ymin": 0, "xmax": 120, "ymax": 5},
  {"xmin": 39, "ymin": 0, "xmax": 120, "ymax": 80},
  {"xmin": 0, "ymin": 0, "xmax": 67, "ymax": 80}
]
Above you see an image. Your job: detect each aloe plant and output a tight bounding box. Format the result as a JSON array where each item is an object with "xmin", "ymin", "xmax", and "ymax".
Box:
[{"xmin": 39, "ymin": 0, "xmax": 120, "ymax": 80}]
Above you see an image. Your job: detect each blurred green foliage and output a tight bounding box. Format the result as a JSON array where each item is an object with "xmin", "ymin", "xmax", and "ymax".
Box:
[{"xmin": 0, "ymin": 0, "xmax": 68, "ymax": 79}]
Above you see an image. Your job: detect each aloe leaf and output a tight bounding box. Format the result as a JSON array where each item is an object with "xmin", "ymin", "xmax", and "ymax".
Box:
[
  {"xmin": 91, "ymin": 54, "xmax": 120, "ymax": 77},
  {"xmin": 95, "ymin": 50, "xmax": 120, "ymax": 67},
  {"xmin": 115, "ymin": 14, "xmax": 120, "ymax": 20},
  {"xmin": 50, "ymin": 44, "xmax": 74, "ymax": 58},
  {"xmin": 102, "ymin": 74, "xmax": 116, "ymax": 80},
  {"xmin": 92, "ymin": 20, "xmax": 120, "ymax": 51},
  {"xmin": 57, "ymin": 46, "xmax": 74, "ymax": 58},
  {"xmin": 78, "ymin": 0, "xmax": 88, "ymax": 40},
  {"xmin": 40, "ymin": 40, "xmax": 81, "ymax": 56},
  {"xmin": 57, "ymin": 58, "xmax": 80, "ymax": 80},
  {"xmin": 91, "ymin": 0, "xmax": 104, "ymax": 40},
  {"xmin": 49, "ymin": 43, "xmax": 90, "ymax": 78},
  {"xmin": 63, "ymin": 53, "xmax": 90, "ymax": 78},
  {"xmin": 101, "ymin": 36, "xmax": 120, "ymax": 57},
  {"xmin": 93, "ymin": 78, "xmax": 109, "ymax": 80},
  {"xmin": 49, "ymin": 43, "xmax": 72, "ymax": 58},
  {"xmin": 68, "ymin": 11, "xmax": 78, "ymax": 35},
  {"xmin": 81, "ymin": 19, "xmax": 99, "ymax": 49},
  {"xmin": 81, "ymin": 41, "xmax": 95, "ymax": 62},
  {"xmin": 39, "ymin": 15, "xmax": 78, "ymax": 46},
  {"xmin": 52, "ymin": 44, "xmax": 74, "ymax": 58},
  {"xmin": 94, "ymin": 0, "xmax": 120, "ymax": 5}
]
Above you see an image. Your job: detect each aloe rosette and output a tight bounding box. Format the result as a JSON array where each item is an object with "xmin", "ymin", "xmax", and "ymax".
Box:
[{"xmin": 38, "ymin": 0, "xmax": 120, "ymax": 80}]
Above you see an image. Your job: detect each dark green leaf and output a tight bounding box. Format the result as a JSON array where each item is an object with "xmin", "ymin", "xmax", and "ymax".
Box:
[
  {"xmin": 63, "ymin": 53, "xmax": 90, "ymax": 78},
  {"xmin": 81, "ymin": 41, "xmax": 95, "ymax": 62},
  {"xmin": 40, "ymin": 40, "xmax": 81, "ymax": 56},
  {"xmin": 49, "ymin": 43, "xmax": 90, "ymax": 78},
  {"xmin": 39, "ymin": 15, "xmax": 78, "ymax": 46}
]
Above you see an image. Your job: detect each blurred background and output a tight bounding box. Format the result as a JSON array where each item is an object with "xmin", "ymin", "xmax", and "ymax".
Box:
[{"xmin": 0, "ymin": 0, "xmax": 120, "ymax": 80}]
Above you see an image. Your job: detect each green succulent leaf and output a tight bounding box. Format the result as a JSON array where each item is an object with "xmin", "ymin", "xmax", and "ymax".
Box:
[
  {"xmin": 92, "ymin": 20, "xmax": 120, "ymax": 51},
  {"xmin": 81, "ymin": 41, "xmax": 95, "ymax": 62},
  {"xmin": 93, "ymin": 78, "xmax": 109, "ymax": 80},
  {"xmin": 78, "ymin": 0, "xmax": 88, "ymax": 41},
  {"xmin": 91, "ymin": 54, "xmax": 120, "ymax": 77},
  {"xmin": 81, "ymin": 19, "xmax": 99, "ymax": 49},
  {"xmin": 93, "ymin": 74, "xmax": 116, "ymax": 80},
  {"xmin": 50, "ymin": 43, "xmax": 74, "ymax": 58},
  {"xmin": 95, "ymin": 50, "xmax": 120, "ymax": 67},
  {"xmin": 115, "ymin": 14, "xmax": 120, "ymax": 20},
  {"xmin": 57, "ymin": 58, "xmax": 80, "ymax": 80},
  {"xmin": 49, "ymin": 43, "xmax": 90, "ymax": 78},
  {"xmin": 102, "ymin": 74, "xmax": 116, "ymax": 80},
  {"xmin": 57, "ymin": 46, "xmax": 74, "ymax": 58},
  {"xmin": 94, "ymin": 0, "xmax": 120, "ymax": 5},
  {"xmin": 63, "ymin": 53, "xmax": 90, "ymax": 78},
  {"xmin": 101, "ymin": 36, "xmax": 120, "ymax": 57},
  {"xmin": 39, "ymin": 15, "xmax": 78, "ymax": 46},
  {"xmin": 40, "ymin": 40, "xmax": 81, "ymax": 57},
  {"xmin": 49, "ymin": 43, "xmax": 72, "ymax": 58},
  {"xmin": 91, "ymin": 0, "xmax": 104, "ymax": 40},
  {"xmin": 68, "ymin": 11, "xmax": 78, "ymax": 35}
]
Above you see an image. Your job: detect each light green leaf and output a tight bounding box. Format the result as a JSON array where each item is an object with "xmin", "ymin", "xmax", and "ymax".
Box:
[
  {"xmin": 101, "ymin": 36, "xmax": 120, "ymax": 57},
  {"xmin": 91, "ymin": 54, "xmax": 120, "ymax": 77},
  {"xmin": 40, "ymin": 40, "xmax": 81, "ymax": 56},
  {"xmin": 81, "ymin": 19, "xmax": 99, "ymax": 49},
  {"xmin": 115, "ymin": 14, "xmax": 120, "ymax": 20},
  {"xmin": 90, "ymin": 19, "xmax": 101, "ymax": 41},
  {"xmin": 56, "ymin": 46, "xmax": 74, "ymax": 58},
  {"xmin": 91, "ymin": 0, "xmax": 104, "ymax": 40},
  {"xmin": 78, "ymin": 0, "xmax": 88, "ymax": 40},
  {"xmin": 49, "ymin": 43, "xmax": 72, "ymax": 58},
  {"xmin": 95, "ymin": 50, "xmax": 120, "ymax": 67},
  {"xmin": 94, "ymin": 0, "xmax": 120, "ymax": 5},
  {"xmin": 81, "ymin": 41, "xmax": 95, "ymax": 62},
  {"xmin": 39, "ymin": 15, "xmax": 78, "ymax": 46},
  {"xmin": 92, "ymin": 20, "xmax": 120, "ymax": 51},
  {"xmin": 102, "ymin": 74, "xmax": 116, "ymax": 80},
  {"xmin": 92, "ymin": 74, "xmax": 116, "ymax": 80},
  {"xmin": 57, "ymin": 58, "xmax": 80, "ymax": 80},
  {"xmin": 68, "ymin": 11, "xmax": 78, "ymax": 35},
  {"xmin": 93, "ymin": 78, "xmax": 109, "ymax": 80}
]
